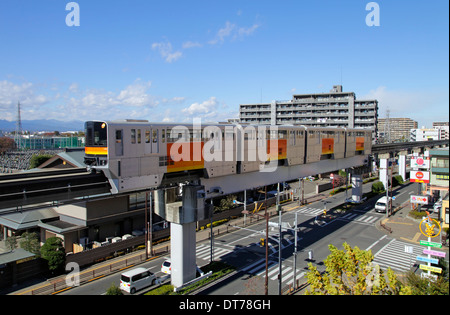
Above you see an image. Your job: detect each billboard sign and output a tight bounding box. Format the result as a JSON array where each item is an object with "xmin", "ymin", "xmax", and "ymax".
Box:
[
  {"xmin": 410, "ymin": 170, "xmax": 430, "ymax": 183},
  {"xmin": 410, "ymin": 195, "xmax": 429, "ymax": 205},
  {"xmin": 411, "ymin": 156, "xmax": 430, "ymax": 169}
]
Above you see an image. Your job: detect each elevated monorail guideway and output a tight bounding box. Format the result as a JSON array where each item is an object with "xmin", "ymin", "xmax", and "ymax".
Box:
[
  {"xmin": 0, "ymin": 168, "xmax": 110, "ymax": 211},
  {"xmin": 84, "ymin": 119, "xmax": 373, "ymax": 288}
]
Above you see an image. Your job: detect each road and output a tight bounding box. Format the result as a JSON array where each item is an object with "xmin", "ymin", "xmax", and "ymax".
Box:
[
  {"xmin": 197, "ymin": 181, "xmax": 418, "ymax": 295},
  {"xmin": 60, "ymin": 180, "xmax": 418, "ymax": 295}
]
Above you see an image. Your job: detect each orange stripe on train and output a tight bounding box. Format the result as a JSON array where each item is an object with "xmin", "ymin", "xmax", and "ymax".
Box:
[{"xmin": 85, "ymin": 147, "xmax": 108, "ymax": 155}]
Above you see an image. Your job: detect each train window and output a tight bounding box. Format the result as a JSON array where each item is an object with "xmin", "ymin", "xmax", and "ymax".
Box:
[
  {"xmin": 152, "ymin": 130, "xmax": 158, "ymax": 143},
  {"xmin": 137, "ymin": 129, "xmax": 141, "ymax": 144},
  {"xmin": 131, "ymin": 129, "xmax": 136, "ymax": 144},
  {"xmin": 116, "ymin": 130, "xmax": 122, "ymax": 143},
  {"xmin": 145, "ymin": 130, "xmax": 151, "ymax": 143},
  {"xmin": 162, "ymin": 129, "xmax": 165, "ymax": 143}
]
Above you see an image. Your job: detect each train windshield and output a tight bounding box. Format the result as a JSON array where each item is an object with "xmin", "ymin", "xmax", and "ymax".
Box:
[{"xmin": 85, "ymin": 121, "xmax": 108, "ymax": 146}]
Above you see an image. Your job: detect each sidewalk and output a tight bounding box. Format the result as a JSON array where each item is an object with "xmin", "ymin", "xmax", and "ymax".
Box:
[{"xmin": 378, "ymin": 200, "xmax": 449, "ymax": 249}]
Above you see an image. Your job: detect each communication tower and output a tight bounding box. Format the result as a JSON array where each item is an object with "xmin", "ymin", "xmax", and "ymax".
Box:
[{"xmin": 15, "ymin": 101, "xmax": 23, "ymax": 150}]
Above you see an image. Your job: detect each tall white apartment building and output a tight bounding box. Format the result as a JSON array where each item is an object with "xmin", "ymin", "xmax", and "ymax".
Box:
[{"xmin": 239, "ymin": 85, "xmax": 378, "ymax": 141}]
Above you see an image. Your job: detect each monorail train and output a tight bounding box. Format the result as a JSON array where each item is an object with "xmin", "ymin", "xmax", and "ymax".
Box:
[{"xmin": 84, "ymin": 120, "xmax": 372, "ymax": 193}]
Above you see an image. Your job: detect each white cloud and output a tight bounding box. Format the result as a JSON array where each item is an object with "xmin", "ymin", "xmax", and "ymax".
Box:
[
  {"xmin": 237, "ymin": 24, "xmax": 260, "ymax": 37},
  {"xmin": 117, "ymin": 80, "xmax": 154, "ymax": 107},
  {"xmin": 182, "ymin": 41, "xmax": 202, "ymax": 49},
  {"xmin": 152, "ymin": 41, "xmax": 183, "ymax": 63},
  {"xmin": 0, "ymin": 80, "xmax": 50, "ymax": 121},
  {"xmin": 182, "ymin": 97, "xmax": 219, "ymax": 116},
  {"xmin": 209, "ymin": 21, "xmax": 260, "ymax": 45},
  {"xmin": 0, "ymin": 79, "xmax": 160, "ymax": 122}
]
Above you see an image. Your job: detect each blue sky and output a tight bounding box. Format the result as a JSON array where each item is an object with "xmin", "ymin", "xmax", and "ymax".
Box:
[{"xmin": 0, "ymin": 0, "xmax": 448, "ymax": 128}]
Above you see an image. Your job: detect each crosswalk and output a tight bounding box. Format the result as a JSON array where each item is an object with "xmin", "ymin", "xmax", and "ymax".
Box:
[
  {"xmin": 196, "ymin": 243, "xmax": 233, "ymax": 261},
  {"xmin": 240, "ymin": 258, "xmax": 306, "ymax": 286},
  {"xmin": 295, "ymin": 206, "xmax": 381, "ymax": 226},
  {"xmin": 372, "ymin": 239, "xmax": 423, "ymax": 273},
  {"xmin": 294, "ymin": 206, "xmax": 325, "ymax": 217},
  {"xmin": 337, "ymin": 212, "xmax": 380, "ymax": 226}
]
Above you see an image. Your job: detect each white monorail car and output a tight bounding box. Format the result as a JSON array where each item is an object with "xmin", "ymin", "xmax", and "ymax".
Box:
[{"xmin": 84, "ymin": 120, "xmax": 371, "ymax": 193}]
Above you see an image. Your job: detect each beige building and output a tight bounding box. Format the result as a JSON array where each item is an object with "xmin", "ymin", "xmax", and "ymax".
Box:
[{"xmin": 377, "ymin": 117, "xmax": 418, "ymax": 143}]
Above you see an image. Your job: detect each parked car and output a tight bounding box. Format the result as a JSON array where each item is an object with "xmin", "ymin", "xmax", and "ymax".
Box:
[
  {"xmin": 433, "ymin": 201, "xmax": 442, "ymax": 213},
  {"xmin": 160, "ymin": 258, "xmax": 204, "ymax": 276}
]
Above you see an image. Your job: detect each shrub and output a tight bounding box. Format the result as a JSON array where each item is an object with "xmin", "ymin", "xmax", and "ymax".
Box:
[
  {"xmin": 392, "ymin": 175, "xmax": 404, "ymax": 187},
  {"xmin": 105, "ymin": 283, "xmax": 123, "ymax": 295},
  {"xmin": 371, "ymin": 181, "xmax": 385, "ymax": 194}
]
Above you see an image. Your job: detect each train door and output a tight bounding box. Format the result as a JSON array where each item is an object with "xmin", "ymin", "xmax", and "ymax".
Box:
[{"xmin": 115, "ymin": 129, "xmax": 123, "ymax": 156}]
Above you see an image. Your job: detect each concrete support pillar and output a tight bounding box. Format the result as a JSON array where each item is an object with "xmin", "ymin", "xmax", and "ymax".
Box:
[
  {"xmin": 351, "ymin": 174, "xmax": 363, "ymax": 203},
  {"xmin": 379, "ymin": 153, "xmax": 390, "ymax": 191},
  {"xmin": 165, "ymin": 185, "xmax": 207, "ymax": 288},
  {"xmin": 170, "ymin": 221, "xmax": 197, "ymax": 288},
  {"xmin": 398, "ymin": 153, "xmax": 407, "ymax": 181},
  {"xmin": 154, "ymin": 189, "xmax": 166, "ymax": 219}
]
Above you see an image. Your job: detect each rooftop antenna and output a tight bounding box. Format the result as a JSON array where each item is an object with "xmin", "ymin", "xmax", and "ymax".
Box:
[{"xmin": 15, "ymin": 101, "xmax": 23, "ymax": 150}]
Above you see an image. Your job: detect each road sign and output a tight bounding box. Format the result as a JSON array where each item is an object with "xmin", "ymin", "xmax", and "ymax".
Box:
[
  {"xmin": 416, "ymin": 256, "xmax": 439, "ymax": 264},
  {"xmin": 419, "ymin": 218, "xmax": 441, "ymax": 238},
  {"xmin": 410, "ymin": 170, "xmax": 430, "ymax": 183},
  {"xmin": 420, "ymin": 240, "xmax": 442, "ymax": 248},
  {"xmin": 419, "ymin": 264, "xmax": 442, "ymax": 274},
  {"xmin": 423, "ymin": 249, "xmax": 446, "ymax": 258}
]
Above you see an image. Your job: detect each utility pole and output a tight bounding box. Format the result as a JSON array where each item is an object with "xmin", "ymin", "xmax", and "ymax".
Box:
[
  {"xmin": 293, "ymin": 212, "xmax": 298, "ymax": 289},
  {"xmin": 264, "ymin": 185, "xmax": 269, "ymax": 296},
  {"xmin": 210, "ymin": 198, "xmax": 214, "ymax": 263},
  {"xmin": 15, "ymin": 101, "xmax": 22, "ymax": 150},
  {"xmin": 149, "ymin": 191, "xmax": 153, "ymax": 256},
  {"xmin": 145, "ymin": 191, "xmax": 149, "ymax": 259},
  {"xmin": 277, "ymin": 183, "xmax": 282, "ymax": 295}
]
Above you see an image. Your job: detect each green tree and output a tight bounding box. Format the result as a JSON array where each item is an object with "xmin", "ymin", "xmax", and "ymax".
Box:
[
  {"xmin": 29, "ymin": 154, "xmax": 53, "ymax": 169},
  {"xmin": 5, "ymin": 235, "xmax": 18, "ymax": 251},
  {"xmin": 40, "ymin": 237, "xmax": 65, "ymax": 273},
  {"xmin": 20, "ymin": 232, "xmax": 41, "ymax": 256},
  {"xmin": 304, "ymin": 242, "xmax": 413, "ymax": 295},
  {"xmin": 404, "ymin": 258, "xmax": 449, "ymax": 295},
  {"xmin": 214, "ymin": 195, "xmax": 237, "ymax": 212}
]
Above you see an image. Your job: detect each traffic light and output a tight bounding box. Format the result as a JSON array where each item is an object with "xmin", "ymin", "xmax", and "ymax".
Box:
[{"xmin": 260, "ymin": 238, "xmax": 265, "ymax": 247}]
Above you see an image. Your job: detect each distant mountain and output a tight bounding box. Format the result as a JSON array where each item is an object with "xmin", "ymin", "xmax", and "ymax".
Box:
[{"xmin": 0, "ymin": 119, "xmax": 85, "ymax": 132}]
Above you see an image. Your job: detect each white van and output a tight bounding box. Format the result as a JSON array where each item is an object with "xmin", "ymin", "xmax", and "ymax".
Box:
[
  {"xmin": 375, "ymin": 196, "xmax": 392, "ymax": 213},
  {"xmin": 120, "ymin": 267, "xmax": 156, "ymax": 294}
]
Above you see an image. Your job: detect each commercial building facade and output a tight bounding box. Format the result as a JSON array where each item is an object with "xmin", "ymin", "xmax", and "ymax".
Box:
[{"xmin": 428, "ymin": 148, "xmax": 449, "ymax": 229}]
